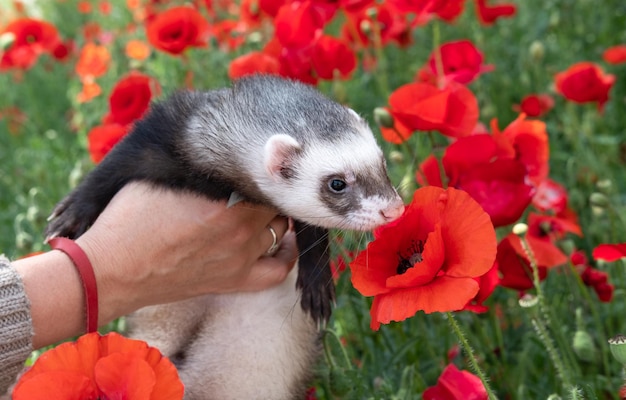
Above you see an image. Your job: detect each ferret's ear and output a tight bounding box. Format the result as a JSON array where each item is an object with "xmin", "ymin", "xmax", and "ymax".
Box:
[{"xmin": 264, "ymin": 134, "xmax": 302, "ymax": 180}]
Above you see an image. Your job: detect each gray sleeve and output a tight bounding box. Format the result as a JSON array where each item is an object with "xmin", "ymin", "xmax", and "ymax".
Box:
[{"xmin": 0, "ymin": 256, "xmax": 33, "ymax": 394}]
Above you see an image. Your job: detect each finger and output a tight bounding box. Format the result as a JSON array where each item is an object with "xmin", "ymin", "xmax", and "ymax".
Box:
[
  {"xmin": 261, "ymin": 215, "xmax": 289, "ymax": 256},
  {"xmin": 243, "ymin": 230, "xmax": 298, "ymax": 291}
]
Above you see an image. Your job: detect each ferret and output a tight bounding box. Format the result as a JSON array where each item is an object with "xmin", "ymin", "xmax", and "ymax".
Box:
[{"xmin": 45, "ymin": 75, "xmax": 404, "ymax": 399}]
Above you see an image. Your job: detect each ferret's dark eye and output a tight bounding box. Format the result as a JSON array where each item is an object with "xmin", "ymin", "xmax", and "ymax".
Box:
[{"xmin": 328, "ymin": 179, "xmax": 347, "ymax": 193}]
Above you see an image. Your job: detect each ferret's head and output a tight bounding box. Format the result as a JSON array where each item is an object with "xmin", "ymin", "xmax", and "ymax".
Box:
[{"xmin": 241, "ymin": 77, "xmax": 404, "ymax": 230}]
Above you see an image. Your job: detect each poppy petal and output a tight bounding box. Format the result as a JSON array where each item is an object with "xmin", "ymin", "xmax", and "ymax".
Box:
[
  {"xmin": 370, "ymin": 276, "xmax": 480, "ymax": 330},
  {"xmin": 593, "ymin": 243, "xmax": 626, "ymax": 262},
  {"xmin": 95, "ymin": 353, "xmax": 156, "ymax": 400}
]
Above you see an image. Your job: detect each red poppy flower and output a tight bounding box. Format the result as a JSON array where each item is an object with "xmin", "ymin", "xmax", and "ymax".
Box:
[
  {"xmin": 146, "ymin": 6, "xmax": 210, "ymax": 55},
  {"xmin": 388, "ymin": 81, "xmax": 479, "ymax": 138},
  {"xmin": 463, "ymin": 261, "xmax": 500, "ymax": 313},
  {"xmin": 593, "ymin": 243, "xmax": 626, "ymax": 262},
  {"xmin": 228, "ymin": 51, "xmax": 281, "ymax": 79},
  {"xmin": 341, "ymin": 3, "xmax": 412, "ymax": 48},
  {"xmin": 0, "ymin": 18, "xmax": 61, "ymax": 70},
  {"xmin": 495, "ymin": 114, "xmax": 550, "ymax": 186},
  {"xmin": 456, "ymin": 158, "xmax": 534, "ymax": 227},
  {"xmin": 419, "ymin": 39, "xmax": 494, "ymax": 85},
  {"xmin": 527, "ymin": 212, "xmax": 582, "ymax": 243},
  {"xmin": 88, "ymin": 123, "xmax": 130, "ymax": 163},
  {"xmin": 350, "ymin": 186, "xmax": 497, "ymax": 330},
  {"xmin": 103, "ymin": 72, "xmax": 155, "ymax": 126},
  {"xmin": 554, "ymin": 62, "xmax": 615, "ymax": 111},
  {"xmin": 572, "ymin": 250, "xmax": 614, "ymax": 302},
  {"xmin": 12, "ymin": 332, "xmax": 183, "ymax": 400},
  {"xmin": 603, "ymin": 45, "xmax": 626, "ymax": 64},
  {"xmin": 423, "ymin": 363, "xmax": 488, "ymax": 400},
  {"xmin": 274, "ymin": 2, "xmax": 325, "ymax": 47},
  {"xmin": 312, "ymin": 35, "xmax": 356, "ymax": 80},
  {"xmin": 379, "ymin": 110, "xmax": 414, "ymax": 144},
  {"xmin": 474, "ymin": 0, "xmax": 516, "ymax": 26},
  {"xmin": 514, "ymin": 94, "xmax": 554, "ymax": 117},
  {"xmin": 419, "ymin": 133, "xmax": 536, "ymax": 227},
  {"xmin": 277, "ymin": 42, "xmax": 318, "ymax": 84},
  {"xmin": 497, "ymin": 233, "xmax": 568, "ymax": 291},
  {"xmin": 532, "ymin": 178, "xmax": 568, "ymax": 214},
  {"xmin": 75, "ymin": 42, "xmax": 111, "ymax": 80}
]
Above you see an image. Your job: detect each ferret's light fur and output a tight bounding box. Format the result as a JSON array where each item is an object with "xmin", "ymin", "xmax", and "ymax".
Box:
[{"xmin": 44, "ymin": 75, "xmax": 404, "ymax": 399}]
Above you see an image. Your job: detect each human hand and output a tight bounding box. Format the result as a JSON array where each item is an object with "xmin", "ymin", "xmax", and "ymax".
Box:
[{"xmin": 75, "ymin": 181, "xmax": 298, "ymax": 326}]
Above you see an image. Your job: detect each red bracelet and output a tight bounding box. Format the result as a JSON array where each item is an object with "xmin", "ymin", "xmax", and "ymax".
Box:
[{"xmin": 48, "ymin": 237, "xmax": 99, "ymax": 333}]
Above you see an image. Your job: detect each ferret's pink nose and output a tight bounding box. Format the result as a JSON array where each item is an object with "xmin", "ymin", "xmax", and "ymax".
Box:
[{"xmin": 380, "ymin": 201, "xmax": 405, "ymax": 222}]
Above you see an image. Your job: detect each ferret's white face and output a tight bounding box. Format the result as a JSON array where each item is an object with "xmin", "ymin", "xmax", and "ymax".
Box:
[{"xmin": 260, "ymin": 112, "xmax": 405, "ymax": 231}]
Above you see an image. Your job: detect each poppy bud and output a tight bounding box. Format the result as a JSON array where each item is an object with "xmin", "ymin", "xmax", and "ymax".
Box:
[
  {"xmin": 518, "ymin": 293, "xmax": 538, "ymax": 308},
  {"xmin": 373, "ymin": 107, "xmax": 394, "ymax": 128},
  {"xmin": 596, "ymin": 179, "xmax": 612, "ymax": 191},
  {"xmin": 0, "ymin": 32, "xmax": 15, "ymax": 51},
  {"xmin": 573, "ymin": 330, "xmax": 596, "ymax": 363},
  {"xmin": 608, "ymin": 334, "xmax": 626, "ymax": 365},
  {"xmin": 512, "ymin": 223, "xmax": 528, "ymax": 237},
  {"xmin": 529, "ymin": 40, "xmax": 545, "ymax": 62},
  {"xmin": 589, "ymin": 192, "xmax": 609, "ymax": 208},
  {"xmin": 388, "ymin": 150, "xmax": 404, "ymax": 164}
]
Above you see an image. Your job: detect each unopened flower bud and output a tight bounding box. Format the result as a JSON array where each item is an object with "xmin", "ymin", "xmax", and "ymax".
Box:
[
  {"xmin": 518, "ymin": 293, "xmax": 538, "ymax": 308},
  {"xmin": 589, "ymin": 192, "xmax": 609, "ymax": 208},
  {"xmin": 0, "ymin": 32, "xmax": 15, "ymax": 51},
  {"xmin": 529, "ymin": 40, "xmax": 545, "ymax": 62},
  {"xmin": 373, "ymin": 107, "xmax": 394, "ymax": 128},
  {"xmin": 596, "ymin": 179, "xmax": 612, "ymax": 192},
  {"xmin": 512, "ymin": 223, "xmax": 528, "ymax": 237},
  {"xmin": 573, "ymin": 330, "xmax": 596, "ymax": 363},
  {"xmin": 388, "ymin": 150, "xmax": 404, "ymax": 164},
  {"xmin": 608, "ymin": 334, "xmax": 626, "ymax": 365}
]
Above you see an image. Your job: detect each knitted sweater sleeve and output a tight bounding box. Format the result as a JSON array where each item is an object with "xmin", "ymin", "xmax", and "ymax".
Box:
[{"xmin": 0, "ymin": 256, "xmax": 33, "ymax": 394}]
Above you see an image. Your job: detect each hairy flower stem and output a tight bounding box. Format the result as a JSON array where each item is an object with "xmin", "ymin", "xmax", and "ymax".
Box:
[
  {"xmin": 445, "ymin": 312, "xmax": 498, "ymax": 400},
  {"xmin": 519, "ymin": 236, "xmax": 577, "ymax": 393},
  {"xmin": 322, "ymin": 329, "xmax": 352, "ymax": 370}
]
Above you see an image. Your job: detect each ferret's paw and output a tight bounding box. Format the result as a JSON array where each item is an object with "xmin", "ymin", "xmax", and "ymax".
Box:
[
  {"xmin": 44, "ymin": 196, "xmax": 92, "ymax": 241},
  {"xmin": 298, "ymin": 270, "xmax": 336, "ymax": 327}
]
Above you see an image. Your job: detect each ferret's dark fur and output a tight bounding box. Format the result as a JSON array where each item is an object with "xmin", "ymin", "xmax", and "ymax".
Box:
[{"xmin": 45, "ymin": 75, "xmax": 404, "ymax": 399}]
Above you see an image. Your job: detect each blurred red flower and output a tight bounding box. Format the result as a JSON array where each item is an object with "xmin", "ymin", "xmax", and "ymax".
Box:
[
  {"xmin": 532, "ymin": 178, "xmax": 568, "ymax": 214},
  {"xmin": 104, "ymin": 72, "xmax": 156, "ymax": 126},
  {"xmin": 493, "ymin": 114, "xmax": 550, "ymax": 186},
  {"xmin": 417, "ymin": 129, "xmax": 539, "ymax": 227},
  {"xmin": 423, "ymin": 363, "xmax": 488, "ymax": 400},
  {"xmin": 463, "ymin": 261, "xmax": 500, "ymax": 313},
  {"xmin": 388, "ymin": 81, "xmax": 479, "ymax": 138},
  {"xmin": 474, "ymin": 0, "xmax": 516, "ymax": 26},
  {"xmin": 572, "ymin": 251, "xmax": 614, "ymax": 302},
  {"xmin": 593, "ymin": 243, "xmax": 626, "ymax": 262},
  {"xmin": 341, "ymin": 3, "xmax": 412, "ymax": 48},
  {"xmin": 554, "ymin": 62, "xmax": 615, "ymax": 111},
  {"xmin": 497, "ymin": 233, "xmax": 568, "ymax": 291},
  {"xmin": 12, "ymin": 332, "xmax": 183, "ymax": 400},
  {"xmin": 418, "ymin": 39, "xmax": 494, "ymax": 85},
  {"xmin": 603, "ymin": 45, "xmax": 626, "ymax": 64},
  {"xmin": 75, "ymin": 42, "xmax": 111, "ymax": 80},
  {"xmin": 87, "ymin": 123, "xmax": 130, "ymax": 163},
  {"xmin": 274, "ymin": 2, "xmax": 325, "ymax": 47},
  {"xmin": 350, "ymin": 186, "xmax": 497, "ymax": 330},
  {"xmin": 0, "ymin": 18, "xmax": 61, "ymax": 70},
  {"xmin": 514, "ymin": 93, "xmax": 554, "ymax": 117},
  {"xmin": 229, "ymin": 51, "xmax": 281, "ymax": 79},
  {"xmin": 312, "ymin": 35, "xmax": 356, "ymax": 79},
  {"xmin": 146, "ymin": 6, "xmax": 210, "ymax": 55}
]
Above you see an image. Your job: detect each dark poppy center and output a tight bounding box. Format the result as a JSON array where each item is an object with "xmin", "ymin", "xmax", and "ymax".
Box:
[{"xmin": 396, "ymin": 239, "xmax": 426, "ymax": 275}]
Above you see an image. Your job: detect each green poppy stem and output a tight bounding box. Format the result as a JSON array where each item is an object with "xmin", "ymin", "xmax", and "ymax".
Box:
[{"xmin": 445, "ymin": 312, "xmax": 498, "ymax": 400}]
